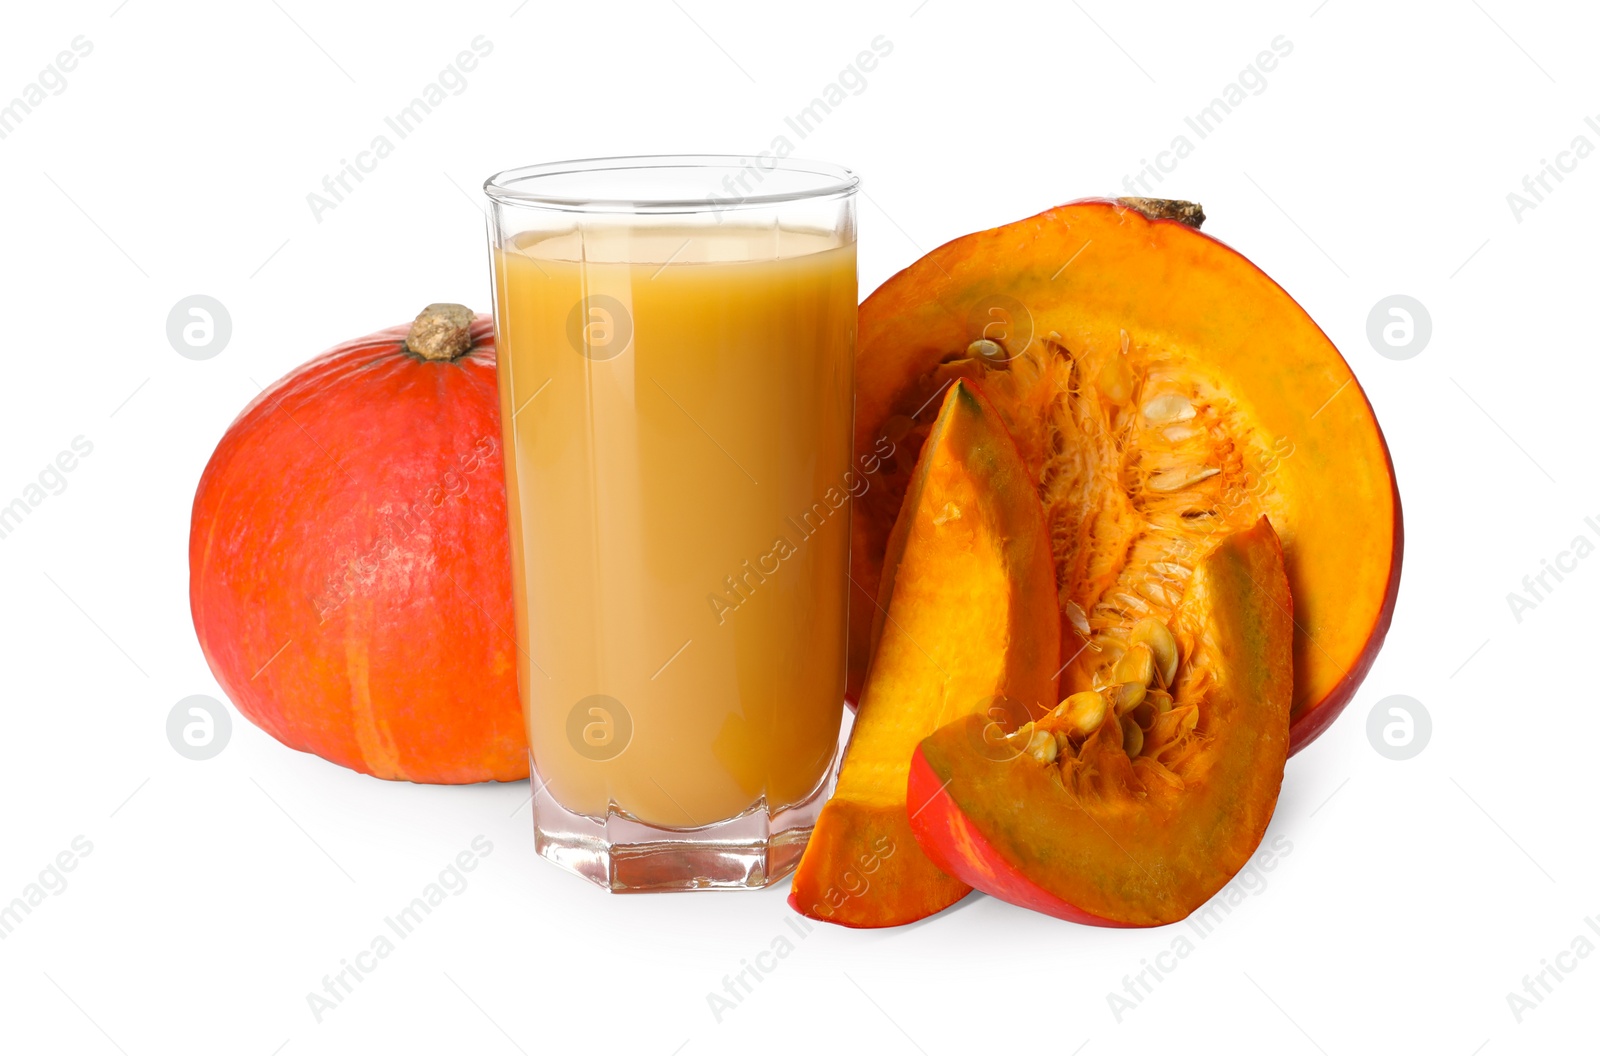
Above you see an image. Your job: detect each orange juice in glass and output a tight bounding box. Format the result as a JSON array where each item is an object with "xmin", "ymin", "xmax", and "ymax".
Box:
[{"xmin": 485, "ymin": 157, "xmax": 858, "ymax": 891}]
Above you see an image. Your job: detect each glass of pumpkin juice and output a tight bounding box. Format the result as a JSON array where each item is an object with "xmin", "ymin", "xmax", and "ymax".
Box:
[{"xmin": 484, "ymin": 157, "xmax": 858, "ymax": 891}]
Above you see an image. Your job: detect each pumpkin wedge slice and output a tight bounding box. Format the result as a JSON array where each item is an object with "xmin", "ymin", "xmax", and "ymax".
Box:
[
  {"xmin": 789, "ymin": 380, "xmax": 1059, "ymax": 927},
  {"xmin": 907, "ymin": 517, "xmax": 1292, "ymax": 927},
  {"xmin": 849, "ymin": 198, "xmax": 1401, "ymax": 753}
]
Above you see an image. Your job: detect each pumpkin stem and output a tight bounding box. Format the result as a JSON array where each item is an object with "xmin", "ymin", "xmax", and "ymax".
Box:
[
  {"xmin": 1117, "ymin": 198, "xmax": 1205, "ymax": 229},
  {"xmin": 404, "ymin": 303, "xmax": 476, "ymax": 361}
]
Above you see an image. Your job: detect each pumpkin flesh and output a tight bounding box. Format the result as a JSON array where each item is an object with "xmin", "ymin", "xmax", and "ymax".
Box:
[
  {"xmin": 850, "ymin": 199, "xmax": 1400, "ymax": 752},
  {"xmin": 789, "ymin": 380, "xmax": 1059, "ymax": 927},
  {"xmin": 908, "ymin": 517, "xmax": 1292, "ymax": 927}
]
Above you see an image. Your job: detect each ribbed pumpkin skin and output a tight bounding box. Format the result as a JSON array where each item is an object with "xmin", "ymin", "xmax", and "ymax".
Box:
[{"xmin": 189, "ymin": 314, "xmax": 527, "ymax": 783}]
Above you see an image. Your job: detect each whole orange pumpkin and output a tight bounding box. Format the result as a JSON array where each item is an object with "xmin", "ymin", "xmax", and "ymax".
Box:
[{"xmin": 189, "ymin": 304, "xmax": 527, "ymax": 783}]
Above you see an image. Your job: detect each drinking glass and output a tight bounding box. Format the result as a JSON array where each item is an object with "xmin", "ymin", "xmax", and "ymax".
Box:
[{"xmin": 485, "ymin": 156, "xmax": 858, "ymax": 891}]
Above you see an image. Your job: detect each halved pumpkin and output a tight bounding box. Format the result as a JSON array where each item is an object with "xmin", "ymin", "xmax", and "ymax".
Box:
[
  {"xmin": 849, "ymin": 199, "xmax": 1401, "ymax": 752},
  {"xmin": 907, "ymin": 517, "xmax": 1292, "ymax": 927},
  {"xmin": 789, "ymin": 380, "xmax": 1059, "ymax": 927}
]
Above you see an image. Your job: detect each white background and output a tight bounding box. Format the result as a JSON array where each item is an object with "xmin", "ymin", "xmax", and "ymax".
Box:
[{"xmin": 0, "ymin": 0, "xmax": 1591, "ymax": 1052}]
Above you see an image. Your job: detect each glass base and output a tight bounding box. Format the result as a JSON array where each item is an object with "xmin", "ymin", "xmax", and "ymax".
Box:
[{"xmin": 529, "ymin": 755, "xmax": 838, "ymax": 893}]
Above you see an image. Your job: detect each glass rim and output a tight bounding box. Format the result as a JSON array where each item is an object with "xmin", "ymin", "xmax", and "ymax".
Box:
[{"xmin": 482, "ymin": 154, "xmax": 859, "ymax": 213}]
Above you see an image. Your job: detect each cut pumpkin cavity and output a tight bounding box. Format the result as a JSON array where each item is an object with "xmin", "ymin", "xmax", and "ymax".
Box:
[{"xmin": 848, "ymin": 197, "xmax": 1401, "ymax": 755}]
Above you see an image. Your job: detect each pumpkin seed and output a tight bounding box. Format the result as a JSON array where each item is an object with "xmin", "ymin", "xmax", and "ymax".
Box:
[
  {"xmin": 1137, "ymin": 755, "xmax": 1185, "ymax": 790},
  {"xmin": 1003, "ymin": 722, "xmax": 1038, "ymax": 759},
  {"xmin": 1134, "ymin": 578, "xmax": 1181, "ymax": 608},
  {"xmin": 1105, "ymin": 591, "xmax": 1152, "ymax": 616},
  {"xmin": 1123, "ymin": 719, "xmax": 1145, "ymax": 757},
  {"xmin": 1113, "ymin": 642, "xmax": 1155, "ymax": 687},
  {"xmin": 1162, "ymin": 423, "xmax": 1202, "ymax": 443},
  {"xmin": 1130, "ymin": 617, "xmax": 1179, "ymax": 685},
  {"xmin": 1142, "ymin": 393, "xmax": 1196, "ymax": 424},
  {"xmin": 1027, "ymin": 727, "xmax": 1059, "ymax": 764},
  {"xmin": 1063, "ymin": 600, "xmax": 1092, "ymax": 636},
  {"xmin": 1054, "ymin": 691, "xmax": 1108, "ymax": 740},
  {"xmin": 1099, "ymin": 331, "xmax": 1134, "ymax": 402},
  {"xmin": 1132, "ymin": 687, "xmax": 1175, "ymax": 730},
  {"xmin": 1109, "ymin": 680, "xmax": 1146, "ymax": 715},
  {"xmin": 1088, "ymin": 639, "xmax": 1123, "ymax": 691},
  {"xmin": 968, "ymin": 338, "xmax": 1006, "ymax": 364},
  {"xmin": 1148, "ymin": 465, "xmax": 1221, "ymax": 493}
]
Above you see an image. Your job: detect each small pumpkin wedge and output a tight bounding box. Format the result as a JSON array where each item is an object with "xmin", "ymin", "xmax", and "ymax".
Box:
[
  {"xmin": 789, "ymin": 380, "xmax": 1059, "ymax": 927},
  {"xmin": 849, "ymin": 199, "xmax": 1401, "ymax": 752},
  {"xmin": 907, "ymin": 517, "xmax": 1292, "ymax": 927}
]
